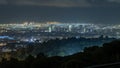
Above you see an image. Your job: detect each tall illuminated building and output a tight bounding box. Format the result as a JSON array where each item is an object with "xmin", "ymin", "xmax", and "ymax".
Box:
[
  {"xmin": 68, "ymin": 25, "xmax": 72, "ymax": 32},
  {"xmin": 49, "ymin": 26, "xmax": 52, "ymax": 32}
]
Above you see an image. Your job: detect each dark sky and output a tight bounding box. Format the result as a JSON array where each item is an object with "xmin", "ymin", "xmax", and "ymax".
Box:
[{"xmin": 0, "ymin": 0, "xmax": 120, "ymax": 24}]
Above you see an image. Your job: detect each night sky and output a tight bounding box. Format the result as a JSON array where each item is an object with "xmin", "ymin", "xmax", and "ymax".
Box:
[{"xmin": 0, "ymin": 0, "xmax": 120, "ymax": 24}]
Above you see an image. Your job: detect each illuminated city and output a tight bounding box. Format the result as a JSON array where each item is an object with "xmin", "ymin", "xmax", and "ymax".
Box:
[
  {"xmin": 0, "ymin": 22, "xmax": 120, "ymax": 42},
  {"xmin": 1, "ymin": 0, "xmax": 120, "ymax": 68},
  {"xmin": 0, "ymin": 21, "xmax": 119, "ymax": 56}
]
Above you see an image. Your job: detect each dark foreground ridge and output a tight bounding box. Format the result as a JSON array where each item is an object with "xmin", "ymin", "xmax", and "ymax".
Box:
[
  {"xmin": 86, "ymin": 62, "xmax": 120, "ymax": 68},
  {"xmin": 1, "ymin": 40, "xmax": 120, "ymax": 68}
]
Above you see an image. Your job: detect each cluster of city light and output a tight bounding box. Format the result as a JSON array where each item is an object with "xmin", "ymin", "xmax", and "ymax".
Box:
[
  {"xmin": 0, "ymin": 43, "xmax": 7, "ymax": 46},
  {"xmin": 0, "ymin": 21, "xmax": 120, "ymax": 39},
  {"xmin": 0, "ymin": 21, "xmax": 120, "ymax": 54},
  {"xmin": 0, "ymin": 21, "xmax": 93, "ymax": 28}
]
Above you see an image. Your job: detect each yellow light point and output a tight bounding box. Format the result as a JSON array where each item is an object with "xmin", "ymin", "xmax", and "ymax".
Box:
[
  {"xmin": 0, "ymin": 43, "xmax": 7, "ymax": 46},
  {"xmin": 23, "ymin": 22, "xmax": 28, "ymax": 26},
  {"xmin": 47, "ymin": 22, "xmax": 60, "ymax": 25}
]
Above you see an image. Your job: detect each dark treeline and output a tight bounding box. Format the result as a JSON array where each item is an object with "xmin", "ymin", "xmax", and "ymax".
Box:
[
  {"xmin": 1, "ymin": 40, "xmax": 120, "ymax": 68},
  {"xmin": 32, "ymin": 36, "xmax": 115, "ymax": 56}
]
